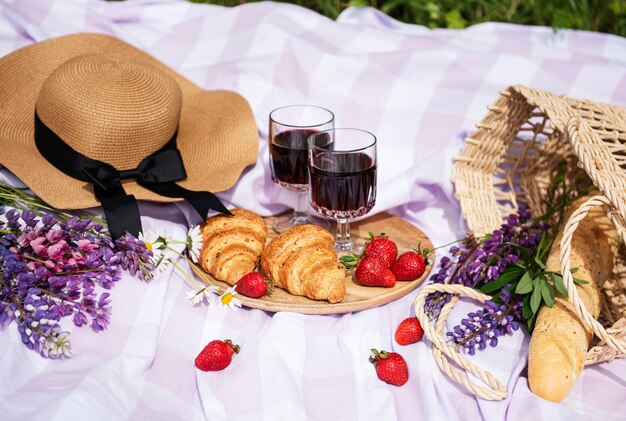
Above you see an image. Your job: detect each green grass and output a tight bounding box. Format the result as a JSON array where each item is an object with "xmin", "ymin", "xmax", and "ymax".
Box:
[{"xmin": 189, "ymin": 0, "xmax": 626, "ymax": 37}]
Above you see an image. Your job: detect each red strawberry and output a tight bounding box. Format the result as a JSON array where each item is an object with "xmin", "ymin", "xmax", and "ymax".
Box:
[
  {"xmin": 369, "ymin": 349, "xmax": 409, "ymax": 386},
  {"xmin": 195, "ymin": 339, "xmax": 240, "ymax": 371},
  {"xmin": 394, "ymin": 317, "xmax": 424, "ymax": 345},
  {"xmin": 363, "ymin": 233, "xmax": 398, "ymax": 268},
  {"xmin": 355, "ymin": 255, "xmax": 396, "ymax": 287},
  {"xmin": 392, "ymin": 251, "xmax": 426, "ymax": 281},
  {"xmin": 235, "ymin": 272, "xmax": 269, "ymax": 298}
]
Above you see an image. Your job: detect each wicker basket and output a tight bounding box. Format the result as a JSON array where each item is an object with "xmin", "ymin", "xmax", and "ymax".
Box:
[{"xmin": 413, "ymin": 85, "xmax": 626, "ymax": 400}]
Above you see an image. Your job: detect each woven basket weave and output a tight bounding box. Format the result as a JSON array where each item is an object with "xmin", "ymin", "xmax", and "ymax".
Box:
[{"xmin": 414, "ymin": 85, "xmax": 626, "ymax": 400}]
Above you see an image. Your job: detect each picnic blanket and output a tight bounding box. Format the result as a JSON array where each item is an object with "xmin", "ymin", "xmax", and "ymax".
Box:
[{"xmin": 1, "ymin": 0, "xmax": 626, "ymax": 419}]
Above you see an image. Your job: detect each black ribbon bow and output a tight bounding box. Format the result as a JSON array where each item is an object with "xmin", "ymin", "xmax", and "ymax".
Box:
[
  {"xmin": 35, "ymin": 113, "xmax": 231, "ymax": 239},
  {"xmin": 82, "ymin": 148, "xmax": 187, "ymax": 191}
]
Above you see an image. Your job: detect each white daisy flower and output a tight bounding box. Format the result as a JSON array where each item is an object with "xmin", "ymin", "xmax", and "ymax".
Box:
[
  {"xmin": 139, "ymin": 227, "xmax": 168, "ymax": 264},
  {"xmin": 186, "ymin": 285, "xmax": 218, "ymax": 306},
  {"xmin": 187, "ymin": 225, "xmax": 203, "ymax": 263},
  {"xmin": 153, "ymin": 256, "xmax": 173, "ymax": 276},
  {"xmin": 217, "ymin": 286, "xmax": 242, "ymax": 312},
  {"xmin": 139, "ymin": 226, "xmax": 167, "ymax": 249}
]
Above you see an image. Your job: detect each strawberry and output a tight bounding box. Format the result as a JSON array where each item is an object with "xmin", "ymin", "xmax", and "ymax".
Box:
[
  {"xmin": 195, "ymin": 339, "xmax": 240, "ymax": 372},
  {"xmin": 363, "ymin": 232, "xmax": 398, "ymax": 268},
  {"xmin": 355, "ymin": 255, "xmax": 396, "ymax": 287},
  {"xmin": 369, "ymin": 349, "xmax": 409, "ymax": 386},
  {"xmin": 392, "ymin": 251, "xmax": 426, "ymax": 281},
  {"xmin": 394, "ymin": 317, "xmax": 424, "ymax": 345},
  {"xmin": 235, "ymin": 272, "xmax": 270, "ymax": 298}
]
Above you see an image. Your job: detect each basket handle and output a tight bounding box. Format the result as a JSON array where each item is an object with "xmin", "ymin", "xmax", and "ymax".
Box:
[
  {"xmin": 558, "ymin": 195, "xmax": 626, "ymax": 359},
  {"xmin": 414, "ymin": 284, "xmax": 508, "ymax": 400}
]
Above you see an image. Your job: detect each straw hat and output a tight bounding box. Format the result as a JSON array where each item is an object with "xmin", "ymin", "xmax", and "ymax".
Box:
[{"xmin": 0, "ymin": 33, "xmax": 258, "ymax": 211}]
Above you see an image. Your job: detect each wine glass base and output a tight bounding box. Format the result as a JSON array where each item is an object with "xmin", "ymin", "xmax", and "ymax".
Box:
[
  {"xmin": 273, "ymin": 212, "xmax": 331, "ymax": 234},
  {"xmin": 333, "ymin": 238, "xmax": 367, "ymax": 256},
  {"xmin": 334, "ymin": 240, "xmax": 354, "ymax": 255}
]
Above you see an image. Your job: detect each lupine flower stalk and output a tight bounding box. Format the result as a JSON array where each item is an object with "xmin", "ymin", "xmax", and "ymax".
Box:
[
  {"xmin": 424, "ymin": 209, "xmax": 547, "ymax": 354},
  {"xmin": 446, "ymin": 289, "xmax": 523, "ymax": 355},
  {"xmin": 0, "ymin": 206, "xmax": 154, "ymax": 358}
]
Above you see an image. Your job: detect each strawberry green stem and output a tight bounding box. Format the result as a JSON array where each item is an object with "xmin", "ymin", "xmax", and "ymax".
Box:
[
  {"xmin": 369, "ymin": 348, "xmax": 390, "ymax": 364},
  {"xmin": 224, "ymin": 339, "xmax": 241, "ymax": 353}
]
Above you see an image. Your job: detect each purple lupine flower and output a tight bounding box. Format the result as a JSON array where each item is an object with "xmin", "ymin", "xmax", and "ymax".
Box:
[
  {"xmin": 423, "ymin": 209, "xmax": 546, "ymax": 352},
  {"xmin": 446, "ymin": 293, "xmax": 523, "ymax": 355},
  {"xmin": 114, "ymin": 234, "xmax": 155, "ymax": 281},
  {"xmin": 0, "ymin": 207, "xmax": 155, "ymax": 358}
]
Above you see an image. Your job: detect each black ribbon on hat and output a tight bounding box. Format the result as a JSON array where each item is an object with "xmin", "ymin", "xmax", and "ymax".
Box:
[{"xmin": 34, "ymin": 113, "xmax": 232, "ymax": 239}]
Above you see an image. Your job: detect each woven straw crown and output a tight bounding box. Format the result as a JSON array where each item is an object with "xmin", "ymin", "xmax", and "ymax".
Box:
[
  {"xmin": 0, "ymin": 33, "xmax": 259, "ymax": 210},
  {"xmin": 36, "ymin": 53, "xmax": 183, "ymax": 170}
]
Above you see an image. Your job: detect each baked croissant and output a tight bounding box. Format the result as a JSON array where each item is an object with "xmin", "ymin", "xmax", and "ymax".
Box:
[
  {"xmin": 199, "ymin": 208, "xmax": 268, "ymax": 285},
  {"xmin": 261, "ymin": 224, "xmax": 346, "ymax": 303}
]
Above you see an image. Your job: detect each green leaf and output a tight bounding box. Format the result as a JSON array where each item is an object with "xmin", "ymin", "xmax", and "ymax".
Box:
[
  {"xmin": 535, "ymin": 231, "xmax": 551, "ymax": 260},
  {"xmin": 570, "ymin": 268, "xmax": 578, "ymax": 273},
  {"xmin": 522, "ymin": 295, "xmax": 532, "ymax": 320},
  {"xmin": 533, "ymin": 256, "xmax": 546, "ymax": 269},
  {"xmin": 573, "ymin": 277, "xmax": 589, "ymax": 285},
  {"xmin": 526, "ymin": 311, "xmax": 537, "ymax": 333},
  {"xmin": 445, "ymin": 9, "xmax": 466, "ymax": 29},
  {"xmin": 501, "ymin": 265, "xmax": 524, "ymax": 281},
  {"xmin": 515, "ymin": 272, "xmax": 533, "ymax": 294},
  {"xmin": 480, "ymin": 265, "xmax": 523, "ymax": 294},
  {"xmin": 530, "ymin": 280, "xmax": 542, "ymax": 314},
  {"xmin": 541, "ymin": 281, "xmax": 555, "ymax": 307},
  {"xmin": 549, "ymin": 272, "xmax": 569, "ymax": 297},
  {"xmin": 480, "ymin": 276, "xmax": 511, "ymax": 294},
  {"xmin": 425, "ymin": 1, "xmax": 441, "ymax": 21}
]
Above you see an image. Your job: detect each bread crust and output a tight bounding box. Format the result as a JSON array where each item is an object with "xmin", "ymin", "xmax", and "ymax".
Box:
[
  {"xmin": 528, "ymin": 197, "xmax": 618, "ymax": 402},
  {"xmin": 199, "ymin": 208, "xmax": 267, "ymax": 285},
  {"xmin": 261, "ymin": 224, "xmax": 346, "ymax": 303}
]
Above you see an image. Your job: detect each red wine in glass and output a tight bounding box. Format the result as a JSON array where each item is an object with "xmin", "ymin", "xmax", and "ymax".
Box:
[
  {"xmin": 308, "ymin": 128, "xmax": 377, "ymax": 252},
  {"xmin": 309, "ymin": 152, "xmax": 376, "ymax": 219},
  {"xmin": 269, "ymin": 129, "xmax": 317, "ymax": 188},
  {"xmin": 268, "ymin": 105, "xmax": 334, "ymax": 234}
]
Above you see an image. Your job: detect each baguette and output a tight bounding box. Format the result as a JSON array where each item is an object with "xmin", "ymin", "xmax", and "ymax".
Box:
[{"xmin": 528, "ymin": 196, "xmax": 618, "ymax": 402}]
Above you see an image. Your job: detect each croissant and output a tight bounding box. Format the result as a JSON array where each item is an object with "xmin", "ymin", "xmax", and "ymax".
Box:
[
  {"xmin": 199, "ymin": 208, "xmax": 268, "ymax": 285},
  {"xmin": 261, "ymin": 224, "xmax": 346, "ymax": 303}
]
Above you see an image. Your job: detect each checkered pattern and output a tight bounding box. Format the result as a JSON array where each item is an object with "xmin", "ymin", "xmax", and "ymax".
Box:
[{"xmin": 1, "ymin": 0, "xmax": 626, "ymax": 419}]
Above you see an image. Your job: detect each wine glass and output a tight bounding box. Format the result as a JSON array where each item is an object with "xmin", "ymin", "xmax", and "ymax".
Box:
[
  {"xmin": 269, "ymin": 105, "xmax": 334, "ymax": 233},
  {"xmin": 308, "ymin": 128, "xmax": 377, "ymax": 253}
]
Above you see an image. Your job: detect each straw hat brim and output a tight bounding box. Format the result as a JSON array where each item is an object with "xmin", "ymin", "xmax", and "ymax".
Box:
[{"xmin": 0, "ymin": 33, "xmax": 259, "ymax": 210}]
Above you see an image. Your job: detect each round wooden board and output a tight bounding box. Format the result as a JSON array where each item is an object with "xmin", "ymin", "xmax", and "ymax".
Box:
[{"xmin": 197, "ymin": 212, "xmax": 433, "ymax": 314}]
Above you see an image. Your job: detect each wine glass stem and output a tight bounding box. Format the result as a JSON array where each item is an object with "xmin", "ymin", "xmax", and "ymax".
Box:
[
  {"xmin": 335, "ymin": 218, "xmax": 352, "ymax": 252},
  {"xmin": 292, "ymin": 189, "xmax": 309, "ymax": 222}
]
